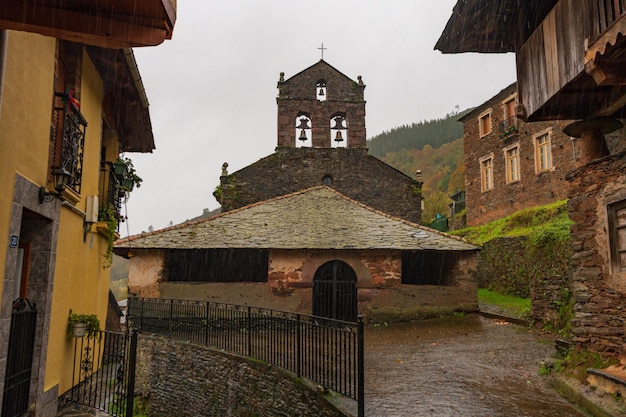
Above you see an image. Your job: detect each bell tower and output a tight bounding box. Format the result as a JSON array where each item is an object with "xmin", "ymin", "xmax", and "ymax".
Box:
[{"xmin": 276, "ymin": 60, "xmax": 366, "ymax": 148}]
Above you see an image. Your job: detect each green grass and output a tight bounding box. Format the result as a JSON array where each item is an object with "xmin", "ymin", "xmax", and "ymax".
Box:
[
  {"xmin": 451, "ymin": 200, "xmax": 570, "ymax": 245},
  {"xmin": 478, "ymin": 288, "xmax": 531, "ymax": 318}
]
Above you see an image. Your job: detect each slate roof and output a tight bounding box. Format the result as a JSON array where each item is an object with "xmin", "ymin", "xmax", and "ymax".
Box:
[{"xmin": 115, "ymin": 187, "xmax": 478, "ymax": 253}]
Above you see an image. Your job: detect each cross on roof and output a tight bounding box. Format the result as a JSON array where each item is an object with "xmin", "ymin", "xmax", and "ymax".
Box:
[{"xmin": 318, "ymin": 43, "xmax": 327, "ymax": 59}]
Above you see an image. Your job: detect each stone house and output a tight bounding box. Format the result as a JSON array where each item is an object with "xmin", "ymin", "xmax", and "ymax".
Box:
[
  {"xmin": 436, "ymin": 0, "xmax": 626, "ymax": 357},
  {"xmin": 216, "ymin": 60, "xmax": 424, "ymax": 224},
  {"xmin": 460, "ymin": 82, "xmax": 577, "ymax": 226},
  {"xmin": 0, "ymin": 2, "xmax": 175, "ymax": 415},
  {"xmin": 116, "ymin": 186, "xmax": 479, "ymax": 323}
]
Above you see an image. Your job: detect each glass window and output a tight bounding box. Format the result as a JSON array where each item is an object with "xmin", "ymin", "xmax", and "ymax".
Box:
[
  {"xmin": 479, "ymin": 111, "xmax": 492, "ymax": 137},
  {"xmin": 535, "ymin": 133, "xmax": 552, "ymax": 172},
  {"xmin": 505, "ymin": 145, "xmax": 520, "ymax": 183},
  {"xmin": 480, "ymin": 156, "xmax": 493, "ymax": 192},
  {"xmin": 608, "ymin": 200, "xmax": 626, "ymax": 273}
]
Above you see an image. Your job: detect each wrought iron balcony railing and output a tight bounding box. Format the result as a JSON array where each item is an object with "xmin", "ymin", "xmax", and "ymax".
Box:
[
  {"xmin": 51, "ymin": 92, "xmax": 87, "ymax": 193},
  {"xmin": 99, "ymin": 162, "xmax": 124, "ymax": 227},
  {"xmin": 498, "ymin": 116, "xmax": 519, "ymax": 139}
]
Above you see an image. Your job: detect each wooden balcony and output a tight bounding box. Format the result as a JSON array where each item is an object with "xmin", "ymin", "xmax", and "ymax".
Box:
[{"xmin": 0, "ymin": 0, "xmax": 176, "ymax": 48}]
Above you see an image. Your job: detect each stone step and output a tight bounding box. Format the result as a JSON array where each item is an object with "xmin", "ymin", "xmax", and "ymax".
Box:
[{"xmin": 587, "ymin": 365, "xmax": 626, "ymax": 396}]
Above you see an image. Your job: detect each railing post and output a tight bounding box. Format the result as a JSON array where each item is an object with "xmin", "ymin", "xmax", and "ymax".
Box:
[
  {"xmin": 169, "ymin": 299, "xmax": 174, "ymax": 338},
  {"xmin": 296, "ymin": 314, "xmax": 301, "ymax": 377},
  {"xmin": 247, "ymin": 306, "xmax": 252, "ymax": 357},
  {"xmin": 205, "ymin": 302, "xmax": 210, "ymax": 347},
  {"xmin": 125, "ymin": 328, "xmax": 138, "ymax": 417},
  {"xmin": 139, "ymin": 298, "xmax": 144, "ymax": 332},
  {"xmin": 357, "ymin": 314, "xmax": 364, "ymax": 417}
]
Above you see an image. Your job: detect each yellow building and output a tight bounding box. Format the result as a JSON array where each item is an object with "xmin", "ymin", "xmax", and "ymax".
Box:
[{"xmin": 0, "ymin": 2, "xmax": 175, "ymax": 415}]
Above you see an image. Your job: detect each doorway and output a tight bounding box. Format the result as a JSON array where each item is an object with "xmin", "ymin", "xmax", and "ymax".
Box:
[{"xmin": 312, "ymin": 260, "xmax": 357, "ymax": 322}]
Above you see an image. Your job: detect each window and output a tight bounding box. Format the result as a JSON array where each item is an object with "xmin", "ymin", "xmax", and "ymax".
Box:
[
  {"xmin": 479, "ymin": 154, "xmax": 494, "ymax": 192},
  {"xmin": 535, "ymin": 131, "xmax": 553, "ymax": 172},
  {"xmin": 503, "ymin": 95, "xmax": 516, "ymax": 119},
  {"xmin": 478, "ymin": 110, "xmax": 492, "ymax": 137},
  {"xmin": 608, "ymin": 200, "xmax": 626, "ymax": 273},
  {"xmin": 504, "ymin": 144, "xmax": 520, "ymax": 183}
]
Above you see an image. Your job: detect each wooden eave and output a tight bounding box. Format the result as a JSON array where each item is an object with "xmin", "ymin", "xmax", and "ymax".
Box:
[
  {"xmin": 87, "ymin": 47, "xmax": 155, "ymax": 153},
  {"xmin": 0, "ymin": 0, "xmax": 176, "ymax": 48},
  {"xmin": 434, "ymin": 0, "xmax": 558, "ymax": 54}
]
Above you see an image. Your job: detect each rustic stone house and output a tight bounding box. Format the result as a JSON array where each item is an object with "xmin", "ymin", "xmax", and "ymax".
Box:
[
  {"xmin": 216, "ymin": 60, "xmax": 424, "ymax": 224},
  {"xmin": 460, "ymin": 82, "xmax": 577, "ymax": 226},
  {"xmin": 116, "ymin": 186, "xmax": 479, "ymax": 322},
  {"xmin": 437, "ymin": 0, "xmax": 626, "ymax": 358}
]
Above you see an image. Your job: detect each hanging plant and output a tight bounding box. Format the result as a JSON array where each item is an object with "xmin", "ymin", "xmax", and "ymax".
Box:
[
  {"xmin": 99, "ymin": 204, "xmax": 119, "ymax": 269},
  {"xmin": 115, "ymin": 157, "xmax": 143, "ymax": 191},
  {"xmin": 67, "ymin": 310, "xmax": 101, "ymax": 339}
]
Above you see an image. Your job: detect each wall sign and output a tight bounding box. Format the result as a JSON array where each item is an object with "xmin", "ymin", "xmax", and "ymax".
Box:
[{"xmin": 9, "ymin": 234, "xmax": 19, "ymax": 248}]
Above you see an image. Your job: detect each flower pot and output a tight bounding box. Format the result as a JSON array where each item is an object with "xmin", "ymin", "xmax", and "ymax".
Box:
[
  {"xmin": 72, "ymin": 322, "xmax": 87, "ymax": 338},
  {"xmin": 113, "ymin": 163, "xmax": 128, "ymax": 178},
  {"xmin": 121, "ymin": 178, "xmax": 134, "ymax": 191}
]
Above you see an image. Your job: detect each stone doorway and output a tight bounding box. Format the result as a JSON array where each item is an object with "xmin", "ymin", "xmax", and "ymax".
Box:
[{"xmin": 312, "ymin": 260, "xmax": 357, "ymax": 322}]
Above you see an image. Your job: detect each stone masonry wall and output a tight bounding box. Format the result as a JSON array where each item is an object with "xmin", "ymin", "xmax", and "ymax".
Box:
[
  {"xmin": 277, "ymin": 60, "xmax": 366, "ymax": 148},
  {"xmin": 136, "ymin": 336, "xmax": 349, "ymax": 417},
  {"xmin": 462, "ymin": 85, "xmax": 577, "ymax": 226},
  {"xmin": 218, "ymin": 147, "xmax": 423, "ymax": 223},
  {"xmin": 567, "ymin": 150, "xmax": 626, "ymax": 357}
]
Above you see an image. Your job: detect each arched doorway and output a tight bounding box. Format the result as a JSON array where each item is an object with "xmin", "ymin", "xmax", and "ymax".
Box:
[{"xmin": 313, "ymin": 260, "xmax": 357, "ymax": 322}]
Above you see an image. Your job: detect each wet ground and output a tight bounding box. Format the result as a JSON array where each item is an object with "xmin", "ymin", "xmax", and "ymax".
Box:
[{"xmin": 364, "ymin": 314, "xmax": 586, "ymax": 417}]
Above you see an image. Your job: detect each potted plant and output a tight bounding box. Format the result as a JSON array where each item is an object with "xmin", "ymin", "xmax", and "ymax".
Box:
[
  {"xmin": 114, "ymin": 157, "xmax": 142, "ymax": 190},
  {"xmin": 67, "ymin": 311, "xmax": 101, "ymax": 339}
]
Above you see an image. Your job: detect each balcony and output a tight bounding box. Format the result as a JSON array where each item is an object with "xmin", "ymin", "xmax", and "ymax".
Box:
[
  {"xmin": 499, "ymin": 116, "xmax": 519, "ymax": 139},
  {"xmin": 50, "ymin": 93, "xmax": 87, "ymax": 194},
  {"xmin": 99, "ymin": 162, "xmax": 124, "ymax": 228}
]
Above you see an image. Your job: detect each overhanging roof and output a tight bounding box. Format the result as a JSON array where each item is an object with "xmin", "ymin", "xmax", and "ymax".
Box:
[
  {"xmin": 115, "ymin": 187, "xmax": 478, "ymax": 254},
  {"xmin": 435, "ymin": 0, "xmax": 558, "ymax": 53},
  {"xmin": 0, "ymin": 0, "xmax": 176, "ymax": 48}
]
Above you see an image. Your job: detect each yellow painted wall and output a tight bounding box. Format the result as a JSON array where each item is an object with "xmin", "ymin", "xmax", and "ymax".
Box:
[
  {"xmin": 45, "ymin": 48, "xmax": 112, "ymax": 395},
  {"xmin": 0, "ymin": 31, "xmax": 115, "ymax": 397},
  {"xmin": 0, "ymin": 31, "xmax": 56, "ymax": 297}
]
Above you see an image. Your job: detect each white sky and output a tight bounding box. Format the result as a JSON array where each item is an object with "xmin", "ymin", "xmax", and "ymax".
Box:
[{"xmin": 123, "ymin": 0, "xmax": 516, "ymax": 236}]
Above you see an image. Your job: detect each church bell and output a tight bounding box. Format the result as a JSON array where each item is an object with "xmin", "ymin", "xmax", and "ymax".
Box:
[
  {"xmin": 334, "ymin": 130, "xmax": 343, "ymax": 142},
  {"xmin": 299, "ymin": 129, "xmax": 308, "ymax": 142},
  {"xmin": 318, "ymin": 87, "xmax": 325, "ymax": 96}
]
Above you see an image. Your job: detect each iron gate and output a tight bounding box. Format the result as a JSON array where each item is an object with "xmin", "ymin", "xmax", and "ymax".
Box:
[
  {"xmin": 2, "ymin": 298, "xmax": 37, "ymax": 417},
  {"xmin": 65, "ymin": 330, "xmax": 137, "ymax": 417},
  {"xmin": 313, "ymin": 260, "xmax": 357, "ymax": 322}
]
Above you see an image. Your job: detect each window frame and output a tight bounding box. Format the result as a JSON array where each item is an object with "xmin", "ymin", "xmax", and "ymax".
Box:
[
  {"xmin": 608, "ymin": 199, "xmax": 626, "ymax": 273},
  {"xmin": 534, "ymin": 129, "xmax": 553, "ymax": 173},
  {"xmin": 478, "ymin": 109, "xmax": 492, "ymax": 137},
  {"xmin": 503, "ymin": 142, "xmax": 521, "ymax": 184},
  {"xmin": 501, "ymin": 93, "xmax": 517, "ymax": 120},
  {"xmin": 479, "ymin": 153, "xmax": 494, "ymax": 192}
]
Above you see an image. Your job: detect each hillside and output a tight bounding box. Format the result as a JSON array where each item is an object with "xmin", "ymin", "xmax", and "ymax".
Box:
[{"xmin": 367, "ymin": 110, "xmax": 469, "ymax": 223}]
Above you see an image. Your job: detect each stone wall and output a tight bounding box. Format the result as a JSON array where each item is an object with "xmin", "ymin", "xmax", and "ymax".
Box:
[
  {"xmin": 136, "ymin": 336, "xmax": 350, "ymax": 417},
  {"xmin": 461, "ymin": 84, "xmax": 576, "ymax": 226},
  {"xmin": 128, "ymin": 248, "xmax": 478, "ymax": 323},
  {"xmin": 218, "ymin": 147, "xmax": 423, "ymax": 224},
  {"xmin": 567, "ymin": 150, "xmax": 626, "ymax": 356}
]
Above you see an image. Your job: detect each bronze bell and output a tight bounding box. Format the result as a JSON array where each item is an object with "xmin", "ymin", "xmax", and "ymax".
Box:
[
  {"xmin": 299, "ymin": 129, "xmax": 308, "ymax": 142},
  {"xmin": 334, "ymin": 130, "xmax": 343, "ymax": 142},
  {"xmin": 318, "ymin": 87, "xmax": 325, "ymax": 96},
  {"xmin": 296, "ymin": 117, "xmax": 309, "ymax": 130}
]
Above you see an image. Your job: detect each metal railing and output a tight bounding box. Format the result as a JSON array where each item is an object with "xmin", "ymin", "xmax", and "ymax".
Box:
[
  {"xmin": 66, "ymin": 330, "xmax": 138, "ymax": 417},
  {"xmin": 498, "ymin": 116, "xmax": 519, "ymax": 139},
  {"xmin": 127, "ymin": 298, "xmax": 364, "ymax": 416}
]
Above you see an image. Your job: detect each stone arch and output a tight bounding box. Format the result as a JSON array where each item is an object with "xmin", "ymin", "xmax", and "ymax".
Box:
[{"xmin": 312, "ymin": 260, "xmax": 357, "ymax": 322}]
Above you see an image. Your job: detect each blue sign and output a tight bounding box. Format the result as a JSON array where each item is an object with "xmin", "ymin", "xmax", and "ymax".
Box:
[{"xmin": 9, "ymin": 234, "xmax": 18, "ymax": 248}]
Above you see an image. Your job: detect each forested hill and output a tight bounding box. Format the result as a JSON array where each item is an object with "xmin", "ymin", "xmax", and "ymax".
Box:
[
  {"xmin": 367, "ymin": 108, "xmax": 471, "ymax": 223},
  {"xmin": 367, "ymin": 108, "xmax": 470, "ymax": 158}
]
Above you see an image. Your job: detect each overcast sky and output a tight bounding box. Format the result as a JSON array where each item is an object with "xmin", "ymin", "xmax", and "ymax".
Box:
[{"xmin": 123, "ymin": 1, "xmax": 516, "ymax": 236}]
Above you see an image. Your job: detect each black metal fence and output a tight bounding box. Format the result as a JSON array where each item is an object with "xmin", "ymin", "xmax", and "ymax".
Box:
[
  {"xmin": 127, "ymin": 298, "xmax": 364, "ymax": 416},
  {"xmin": 65, "ymin": 330, "xmax": 138, "ymax": 417}
]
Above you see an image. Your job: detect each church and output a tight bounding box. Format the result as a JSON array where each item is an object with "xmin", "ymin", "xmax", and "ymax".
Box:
[{"xmin": 116, "ymin": 59, "xmax": 479, "ymax": 323}]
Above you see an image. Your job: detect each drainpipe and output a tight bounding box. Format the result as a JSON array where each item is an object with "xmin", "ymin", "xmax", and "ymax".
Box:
[{"xmin": 0, "ymin": 30, "xmax": 8, "ymax": 118}]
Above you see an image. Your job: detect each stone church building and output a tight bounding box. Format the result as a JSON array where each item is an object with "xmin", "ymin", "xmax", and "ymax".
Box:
[{"xmin": 117, "ymin": 60, "xmax": 479, "ymax": 323}]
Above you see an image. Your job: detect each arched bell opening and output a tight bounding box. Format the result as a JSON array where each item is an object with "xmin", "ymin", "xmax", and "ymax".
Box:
[
  {"xmin": 330, "ymin": 114, "xmax": 348, "ymax": 148},
  {"xmin": 295, "ymin": 114, "xmax": 312, "ymax": 148},
  {"xmin": 313, "ymin": 260, "xmax": 357, "ymax": 322},
  {"xmin": 316, "ymin": 79, "xmax": 327, "ymax": 101}
]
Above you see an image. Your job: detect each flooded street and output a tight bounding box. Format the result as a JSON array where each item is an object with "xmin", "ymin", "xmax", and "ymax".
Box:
[{"xmin": 364, "ymin": 314, "xmax": 585, "ymax": 417}]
